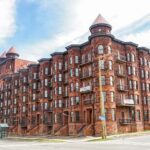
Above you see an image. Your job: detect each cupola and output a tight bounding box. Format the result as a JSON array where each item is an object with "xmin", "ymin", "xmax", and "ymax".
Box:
[{"xmin": 89, "ymin": 14, "xmax": 112, "ymax": 35}]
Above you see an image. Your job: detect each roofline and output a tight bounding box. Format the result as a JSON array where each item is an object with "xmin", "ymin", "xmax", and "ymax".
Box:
[
  {"xmin": 28, "ymin": 63, "xmax": 39, "ymax": 68},
  {"xmin": 50, "ymin": 52, "xmax": 64, "ymax": 57},
  {"xmin": 89, "ymin": 23, "xmax": 112, "ymax": 31},
  {"xmin": 38, "ymin": 58, "xmax": 50, "ymax": 63}
]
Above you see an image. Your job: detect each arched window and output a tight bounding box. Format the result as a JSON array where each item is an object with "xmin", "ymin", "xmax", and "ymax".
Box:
[
  {"xmin": 108, "ymin": 46, "xmax": 112, "ymax": 54},
  {"xmin": 98, "ymin": 45, "xmax": 104, "ymax": 54}
]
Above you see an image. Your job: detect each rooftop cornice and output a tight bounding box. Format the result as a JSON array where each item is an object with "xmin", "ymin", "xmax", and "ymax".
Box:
[{"xmin": 38, "ymin": 58, "xmax": 50, "ymax": 63}]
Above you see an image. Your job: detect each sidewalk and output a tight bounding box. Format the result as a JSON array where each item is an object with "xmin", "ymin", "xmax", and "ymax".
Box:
[{"xmin": 6, "ymin": 130, "xmax": 150, "ymax": 142}]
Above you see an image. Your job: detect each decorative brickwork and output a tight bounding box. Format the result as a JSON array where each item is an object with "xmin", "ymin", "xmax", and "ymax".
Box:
[{"xmin": 0, "ymin": 15, "xmax": 149, "ymax": 136}]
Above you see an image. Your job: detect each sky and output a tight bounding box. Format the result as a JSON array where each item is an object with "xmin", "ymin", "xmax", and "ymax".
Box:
[{"xmin": 0, "ymin": 0, "xmax": 150, "ymax": 61}]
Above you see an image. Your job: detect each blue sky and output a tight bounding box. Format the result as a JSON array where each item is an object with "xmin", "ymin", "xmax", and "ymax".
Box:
[{"xmin": 0, "ymin": 0, "xmax": 150, "ymax": 61}]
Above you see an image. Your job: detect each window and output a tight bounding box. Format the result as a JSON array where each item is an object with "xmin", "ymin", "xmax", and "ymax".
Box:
[
  {"xmin": 82, "ymin": 55, "xmax": 85, "ymax": 64},
  {"xmin": 33, "ymin": 83, "xmax": 36, "ymax": 89},
  {"xmin": 75, "ymin": 82, "xmax": 79, "ymax": 91},
  {"xmin": 54, "ymin": 87, "xmax": 57, "ymax": 95},
  {"xmin": 101, "ymin": 76, "xmax": 106, "ymax": 85},
  {"xmin": 65, "ymin": 73, "xmax": 68, "ymax": 83},
  {"xmin": 58, "ymin": 87, "xmax": 62, "ymax": 95},
  {"xmin": 70, "ymin": 69, "xmax": 73, "ymax": 77},
  {"xmin": 102, "ymin": 91, "xmax": 106, "ymax": 102},
  {"xmin": 75, "ymin": 56, "xmax": 79, "ymax": 63},
  {"xmin": 54, "ymin": 63, "xmax": 57, "ymax": 71},
  {"xmin": 88, "ymin": 66, "xmax": 92, "ymax": 75},
  {"xmin": 108, "ymin": 61, "xmax": 113, "ymax": 70},
  {"xmin": 33, "ymin": 73, "xmax": 37, "ymax": 79},
  {"xmin": 44, "ymin": 102, "xmax": 48, "ymax": 110},
  {"xmin": 23, "ymin": 96, "xmax": 26, "ymax": 102},
  {"xmin": 44, "ymin": 79, "xmax": 48, "ymax": 86},
  {"xmin": 75, "ymin": 111, "xmax": 80, "ymax": 122},
  {"xmin": 99, "ymin": 60, "xmax": 104, "ymax": 69},
  {"xmin": 44, "ymin": 67, "xmax": 49, "ymax": 75},
  {"xmin": 132, "ymin": 67, "xmax": 136, "ymax": 75},
  {"xmin": 75, "ymin": 68, "xmax": 79, "ymax": 76},
  {"xmin": 23, "ymin": 86, "xmax": 26, "ymax": 92},
  {"xmin": 75, "ymin": 97, "xmax": 80, "ymax": 105},
  {"xmin": 54, "ymin": 75, "xmax": 57, "ymax": 82},
  {"xmin": 140, "ymin": 58, "xmax": 143, "ymax": 66},
  {"xmin": 143, "ymin": 96, "xmax": 147, "ymax": 105},
  {"xmin": 137, "ymin": 110, "xmax": 141, "ymax": 121},
  {"xmin": 15, "ymin": 80, "xmax": 18, "ymax": 85},
  {"xmin": 65, "ymin": 86, "xmax": 68, "ymax": 96},
  {"xmin": 14, "ymin": 98, "xmax": 17, "ymax": 104},
  {"xmin": 110, "ymin": 92, "xmax": 114, "ymax": 102},
  {"xmin": 32, "ymin": 94, "xmax": 36, "ymax": 100},
  {"xmin": 131, "ymin": 54, "xmax": 135, "ymax": 62},
  {"xmin": 145, "ymin": 71, "xmax": 149, "ymax": 79},
  {"xmin": 70, "ymin": 83, "xmax": 74, "ymax": 92},
  {"xmin": 54, "ymin": 100, "xmax": 57, "ymax": 108},
  {"xmin": 14, "ymin": 89, "xmax": 17, "ymax": 94},
  {"xmin": 70, "ymin": 57, "xmax": 73, "ymax": 64},
  {"xmin": 50, "ymin": 90, "xmax": 53, "ymax": 99},
  {"xmin": 134, "ymin": 95, "xmax": 139, "ymax": 104},
  {"xmin": 13, "ymin": 108, "xmax": 17, "ymax": 114},
  {"xmin": 112, "ymin": 109, "xmax": 116, "ymax": 121},
  {"xmin": 54, "ymin": 114, "xmax": 57, "ymax": 123},
  {"xmin": 144, "ymin": 110, "xmax": 149, "ymax": 121},
  {"xmin": 129, "ymin": 80, "xmax": 132, "ymax": 89},
  {"xmin": 32, "ymin": 105, "xmax": 36, "ymax": 111},
  {"xmin": 70, "ymin": 112, "xmax": 74, "ymax": 122},
  {"xmin": 70, "ymin": 97, "xmax": 74, "ymax": 106},
  {"xmin": 142, "ymin": 83, "xmax": 145, "ymax": 91},
  {"xmin": 144, "ymin": 58, "xmax": 147, "ymax": 66},
  {"xmin": 58, "ymin": 62, "xmax": 62, "ymax": 70},
  {"xmin": 65, "ymin": 61, "xmax": 68, "ymax": 70},
  {"xmin": 44, "ymin": 90, "xmax": 48, "ymax": 98},
  {"xmin": 127, "ymin": 53, "xmax": 130, "ymax": 61},
  {"xmin": 141, "ymin": 70, "xmax": 144, "ymax": 78},
  {"xmin": 110, "ymin": 76, "xmax": 114, "ymax": 86},
  {"xmin": 88, "ymin": 53, "xmax": 92, "ymax": 62},
  {"xmin": 58, "ymin": 100, "xmax": 62, "ymax": 108},
  {"xmin": 22, "ymin": 106, "xmax": 26, "ymax": 112},
  {"xmin": 58, "ymin": 74, "xmax": 62, "ymax": 82},
  {"xmin": 108, "ymin": 46, "xmax": 112, "ymax": 54},
  {"xmin": 98, "ymin": 45, "xmax": 104, "ymax": 54},
  {"xmin": 65, "ymin": 99, "xmax": 68, "ymax": 108},
  {"xmin": 128, "ymin": 66, "xmax": 131, "ymax": 75},
  {"xmin": 23, "ymin": 77, "xmax": 26, "ymax": 83}
]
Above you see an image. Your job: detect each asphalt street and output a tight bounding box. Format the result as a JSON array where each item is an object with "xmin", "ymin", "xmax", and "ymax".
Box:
[{"xmin": 0, "ymin": 135, "xmax": 150, "ymax": 150}]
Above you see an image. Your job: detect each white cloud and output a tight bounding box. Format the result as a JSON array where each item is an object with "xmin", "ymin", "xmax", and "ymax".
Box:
[
  {"xmin": 0, "ymin": 0, "xmax": 16, "ymax": 44},
  {"xmin": 121, "ymin": 30, "xmax": 150, "ymax": 47},
  {"xmin": 19, "ymin": 30, "xmax": 85, "ymax": 61},
  {"xmin": 19, "ymin": 0, "xmax": 150, "ymax": 60}
]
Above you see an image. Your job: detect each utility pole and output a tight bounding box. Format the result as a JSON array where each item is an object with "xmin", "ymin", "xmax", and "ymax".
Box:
[{"xmin": 98, "ymin": 54, "xmax": 110, "ymax": 139}]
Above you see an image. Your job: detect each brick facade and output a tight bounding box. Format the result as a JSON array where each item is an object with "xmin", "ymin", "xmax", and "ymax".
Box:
[{"xmin": 0, "ymin": 15, "xmax": 149, "ymax": 136}]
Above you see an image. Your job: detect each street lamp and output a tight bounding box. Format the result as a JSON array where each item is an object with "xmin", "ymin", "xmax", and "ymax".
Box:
[{"xmin": 98, "ymin": 54, "xmax": 110, "ymax": 139}]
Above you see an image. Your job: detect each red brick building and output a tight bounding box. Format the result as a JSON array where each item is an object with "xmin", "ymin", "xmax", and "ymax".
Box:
[{"xmin": 0, "ymin": 14, "xmax": 150, "ymax": 136}]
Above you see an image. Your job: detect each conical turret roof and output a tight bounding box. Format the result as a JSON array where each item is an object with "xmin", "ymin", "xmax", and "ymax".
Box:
[
  {"xmin": 92, "ymin": 14, "xmax": 110, "ymax": 25},
  {"xmin": 6, "ymin": 46, "xmax": 19, "ymax": 57},
  {"xmin": 7, "ymin": 47, "xmax": 17, "ymax": 54},
  {"xmin": 89, "ymin": 14, "xmax": 112, "ymax": 31}
]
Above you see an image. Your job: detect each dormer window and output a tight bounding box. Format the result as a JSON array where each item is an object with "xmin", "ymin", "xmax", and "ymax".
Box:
[{"xmin": 98, "ymin": 45, "xmax": 104, "ymax": 54}]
